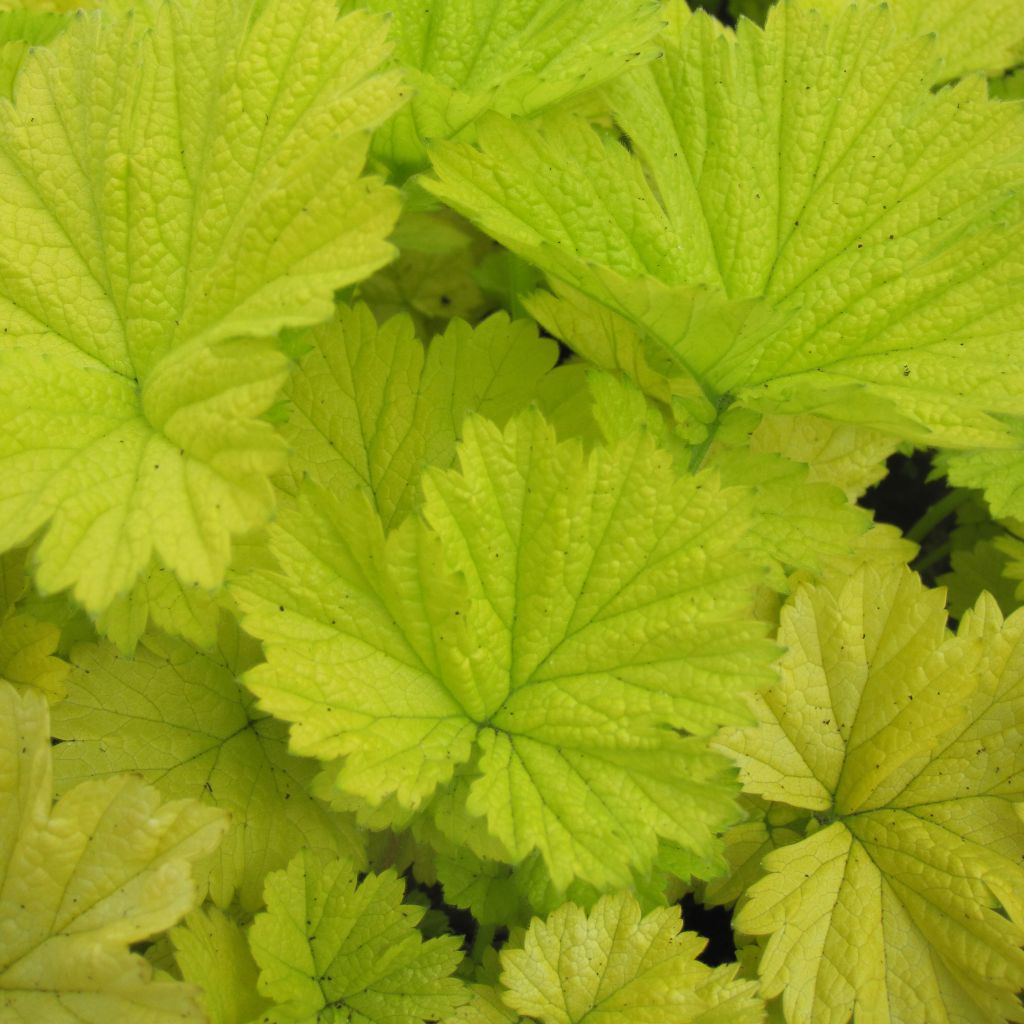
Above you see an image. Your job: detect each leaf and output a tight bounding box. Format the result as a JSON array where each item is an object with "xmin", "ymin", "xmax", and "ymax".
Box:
[
  {"xmin": 804, "ymin": 0, "xmax": 1024, "ymax": 81},
  {"xmin": 248, "ymin": 851, "xmax": 469, "ymax": 1024},
  {"xmin": 0, "ymin": 681, "xmax": 227, "ymax": 1022},
  {"xmin": 280, "ymin": 302, "xmax": 559, "ymax": 528},
  {"xmin": 50, "ymin": 623, "xmax": 365, "ymax": 912},
  {"xmin": 339, "ymin": 0, "xmax": 665, "ymax": 175},
  {"xmin": 0, "ymin": 9, "xmax": 66, "ymax": 97},
  {"xmin": 357, "ymin": 210, "xmax": 493, "ymax": 328},
  {"xmin": 171, "ymin": 906, "xmax": 269, "ymax": 1024},
  {"xmin": 427, "ymin": 1, "xmax": 1024, "ymax": 448},
  {"xmin": 715, "ymin": 566, "xmax": 1024, "ymax": 1023},
  {"xmin": 0, "ymin": 547, "xmax": 68, "ymax": 700},
  {"xmin": 0, "ymin": 0, "xmax": 407, "ymax": 615},
  {"xmin": 746, "ymin": 414, "xmax": 898, "ymax": 502},
  {"xmin": 234, "ymin": 409, "xmax": 775, "ymax": 889},
  {"xmin": 945, "ymin": 427, "xmax": 1024, "ymax": 521},
  {"xmin": 499, "ymin": 891, "xmax": 765, "ymax": 1023}
]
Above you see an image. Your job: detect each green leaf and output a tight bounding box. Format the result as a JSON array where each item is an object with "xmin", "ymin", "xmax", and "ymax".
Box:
[
  {"xmin": 171, "ymin": 906, "xmax": 269, "ymax": 1024},
  {"xmin": 249, "ymin": 851, "xmax": 469, "ymax": 1024},
  {"xmin": 427, "ymin": 1, "xmax": 1024, "ymax": 448},
  {"xmin": 50, "ymin": 623, "xmax": 365, "ymax": 912},
  {"xmin": 280, "ymin": 303, "xmax": 559, "ymax": 528},
  {"xmin": 805, "ymin": 0, "xmax": 1024, "ymax": 81},
  {"xmin": 339, "ymin": 0, "xmax": 665, "ymax": 175},
  {"xmin": 234, "ymin": 410, "xmax": 775, "ymax": 889},
  {"xmin": 499, "ymin": 891, "xmax": 765, "ymax": 1023},
  {"xmin": 0, "ymin": 681, "xmax": 228, "ymax": 1022},
  {"xmin": 0, "ymin": 548, "xmax": 68, "ymax": 700},
  {"xmin": 0, "ymin": 0, "xmax": 407, "ymax": 615},
  {"xmin": 716, "ymin": 566, "xmax": 1024, "ymax": 1023},
  {"xmin": 0, "ymin": 9, "xmax": 66, "ymax": 97}
]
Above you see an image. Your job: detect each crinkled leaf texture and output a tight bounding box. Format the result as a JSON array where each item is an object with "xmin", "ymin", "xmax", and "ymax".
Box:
[
  {"xmin": 280, "ymin": 302, "xmax": 558, "ymax": 528},
  {"xmin": 338, "ymin": 0, "xmax": 665, "ymax": 175},
  {"xmin": 427, "ymin": 0, "xmax": 1024, "ymax": 449},
  {"xmin": 0, "ymin": 681, "xmax": 228, "ymax": 1022},
  {"xmin": 248, "ymin": 850, "xmax": 469, "ymax": 1024},
  {"xmin": 50, "ymin": 623, "xmax": 365, "ymax": 912},
  {"xmin": 715, "ymin": 565, "xmax": 1024, "ymax": 1024},
  {"xmin": 497, "ymin": 890, "xmax": 765, "ymax": 1023},
  {"xmin": 234, "ymin": 409, "xmax": 775, "ymax": 890},
  {"xmin": 805, "ymin": 0, "xmax": 1024, "ymax": 80},
  {"xmin": 0, "ymin": 0, "xmax": 407, "ymax": 617}
]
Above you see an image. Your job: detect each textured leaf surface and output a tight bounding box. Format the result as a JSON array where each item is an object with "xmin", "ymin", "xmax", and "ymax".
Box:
[
  {"xmin": 806, "ymin": 0, "xmax": 1024, "ymax": 80},
  {"xmin": 171, "ymin": 907, "xmax": 269, "ymax": 1024},
  {"xmin": 0, "ymin": 682, "xmax": 227, "ymax": 1022},
  {"xmin": 339, "ymin": 0, "xmax": 664, "ymax": 174},
  {"xmin": 0, "ymin": 9, "xmax": 66, "ymax": 97},
  {"xmin": 249, "ymin": 851, "xmax": 468, "ymax": 1024},
  {"xmin": 499, "ymin": 891, "xmax": 765, "ymax": 1023},
  {"xmin": 235, "ymin": 410, "xmax": 774, "ymax": 889},
  {"xmin": 0, "ymin": 0, "xmax": 406, "ymax": 614},
  {"xmin": 281, "ymin": 303, "xmax": 558, "ymax": 528},
  {"xmin": 50, "ymin": 624, "xmax": 364, "ymax": 911},
  {"xmin": 715, "ymin": 566, "xmax": 1024, "ymax": 1024},
  {"xmin": 427, "ymin": 1, "xmax": 1024, "ymax": 447}
]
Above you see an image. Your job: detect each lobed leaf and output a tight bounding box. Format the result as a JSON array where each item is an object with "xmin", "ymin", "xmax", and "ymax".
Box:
[{"xmin": 0, "ymin": 0, "xmax": 407, "ymax": 615}]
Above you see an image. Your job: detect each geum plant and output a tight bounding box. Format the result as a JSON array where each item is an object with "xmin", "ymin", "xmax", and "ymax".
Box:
[{"xmin": 1, "ymin": 0, "xmax": 1024, "ymax": 1021}]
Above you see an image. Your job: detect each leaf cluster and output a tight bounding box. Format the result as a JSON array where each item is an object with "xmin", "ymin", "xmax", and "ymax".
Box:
[{"xmin": 1, "ymin": 1, "xmax": 1024, "ymax": 1022}]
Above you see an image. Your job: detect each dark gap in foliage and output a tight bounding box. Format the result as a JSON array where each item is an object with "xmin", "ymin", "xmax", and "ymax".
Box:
[
  {"xmin": 414, "ymin": 877, "xmax": 483, "ymax": 949},
  {"xmin": 679, "ymin": 892, "xmax": 737, "ymax": 966},
  {"xmin": 861, "ymin": 449, "xmax": 956, "ymax": 586}
]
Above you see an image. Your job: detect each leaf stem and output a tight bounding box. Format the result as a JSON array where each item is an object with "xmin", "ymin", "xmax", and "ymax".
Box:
[
  {"xmin": 905, "ymin": 488, "xmax": 970, "ymax": 544},
  {"xmin": 471, "ymin": 922, "xmax": 497, "ymax": 962}
]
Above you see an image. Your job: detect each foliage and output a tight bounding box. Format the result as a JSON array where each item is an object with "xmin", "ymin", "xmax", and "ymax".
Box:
[{"xmin": 1, "ymin": 0, "xmax": 1023, "ymax": 1022}]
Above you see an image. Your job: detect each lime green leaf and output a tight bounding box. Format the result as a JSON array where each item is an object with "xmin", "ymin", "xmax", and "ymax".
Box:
[
  {"xmin": 991, "ymin": 67, "xmax": 1024, "ymax": 99},
  {"xmin": 452, "ymin": 985, "xmax": 527, "ymax": 1024},
  {"xmin": 235, "ymin": 410, "xmax": 775, "ymax": 889},
  {"xmin": 806, "ymin": 0, "xmax": 1024, "ymax": 80},
  {"xmin": 747, "ymin": 414, "xmax": 898, "ymax": 502},
  {"xmin": 0, "ymin": 9, "xmax": 65, "ymax": 97},
  {"xmin": 340, "ymin": 0, "xmax": 664, "ymax": 175},
  {"xmin": 249, "ymin": 851, "xmax": 469, "ymax": 1024},
  {"xmin": 281, "ymin": 303, "xmax": 559, "ymax": 527},
  {"xmin": 427, "ymin": 1, "xmax": 1024, "ymax": 448},
  {"xmin": 716, "ymin": 567, "xmax": 1024, "ymax": 1023},
  {"xmin": 171, "ymin": 907, "xmax": 269, "ymax": 1024},
  {"xmin": 0, "ymin": 547, "xmax": 68, "ymax": 699},
  {"xmin": 499, "ymin": 891, "xmax": 765, "ymax": 1023},
  {"xmin": 50, "ymin": 624, "xmax": 365, "ymax": 912},
  {"xmin": 95, "ymin": 561, "xmax": 223, "ymax": 653},
  {"xmin": 945, "ymin": 430, "xmax": 1024, "ymax": 521},
  {"xmin": 0, "ymin": 681, "xmax": 227, "ymax": 1022},
  {"xmin": 0, "ymin": 0, "xmax": 407, "ymax": 616},
  {"xmin": 358, "ymin": 209, "xmax": 493, "ymax": 328}
]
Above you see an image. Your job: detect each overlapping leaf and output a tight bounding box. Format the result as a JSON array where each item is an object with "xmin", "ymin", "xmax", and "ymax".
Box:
[
  {"xmin": 0, "ymin": 0, "xmax": 407, "ymax": 615},
  {"xmin": 338, "ymin": 0, "xmax": 665, "ymax": 175},
  {"xmin": 0, "ymin": 682, "xmax": 227, "ymax": 1022},
  {"xmin": 427, "ymin": 0, "xmax": 1024, "ymax": 450},
  {"xmin": 498, "ymin": 891, "xmax": 765, "ymax": 1023},
  {"xmin": 280, "ymin": 302, "xmax": 558, "ymax": 527},
  {"xmin": 248, "ymin": 851, "xmax": 468, "ymax": 1024},
  {"xmin": 234, "ymin": 409, "xmax": 775, "ymax": 889},
  {"xmin": 0, "ymin": 547, "xmax": 67, "ymax": 699},
  {"xmin": 715, "ymin": 565, "xmax": 1024, "ymax": 1023},
  {"xmin": 50, "ymin": 623, "xmax": 365, "ymax": 911}
]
